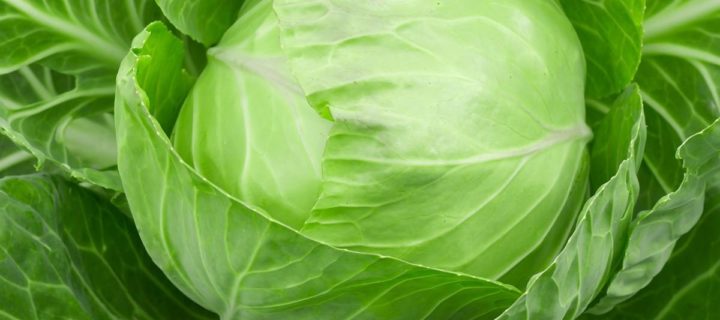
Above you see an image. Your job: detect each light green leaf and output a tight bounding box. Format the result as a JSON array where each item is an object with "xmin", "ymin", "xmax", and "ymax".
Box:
[
  {"xmin": 275, "ymin": 0, "xmax": 591, "ymax": 284},
  {"xmin": 132, "ymin": 22, "xmax": 194, "ymax": 133},
  {"xmin": 498, "ymin": 85, "xmax": 646, "ymax": 320},
  {"xmin": 172, "ymin": 0, "xmax": 332, "ymax": 229},
  {"xmin": 589, "ymin": 118, "xmax": 720, "ymax": 314},
  {"xmin": 115, "ymin": 21, "xmax": 521, "ymax": 319},
  {"xmin": 560, "ymin": 0, "xmax": 645, "ymax": 98},
  {"xmin": 154, "ymin": 0, "xmax": 245, "ymax": 46},
  {"xmin": 0, "ymin": 174, "xmax": 214, "ymax": 319}
]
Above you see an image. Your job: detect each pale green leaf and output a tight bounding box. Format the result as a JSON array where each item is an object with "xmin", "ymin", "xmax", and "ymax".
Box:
[
  {"xmin": 172, "ymin": 0, "xmax": 332, "ymax": 229},
  {"xmin": 115, "ymin": 21, "xmax": 521, "ymax": 319},
  {"xmin": 275, "ymin": 0, "xmax": 591, "ymax": 284},
  {"xmin": 132, "ymin": 22, "xmax": 194, "ymax": 133}
]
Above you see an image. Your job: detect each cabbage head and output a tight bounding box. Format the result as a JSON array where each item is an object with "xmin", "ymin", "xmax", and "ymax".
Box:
[{"xmin": 173, "ymin": 0, "xmax": 590, "ymax": 287}]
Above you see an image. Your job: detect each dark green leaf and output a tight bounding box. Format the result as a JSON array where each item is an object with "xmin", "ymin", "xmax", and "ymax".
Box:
[
  {"xmin": 154, "ymin": 0, "xmax": 245, "ymax": 46},
  {"xmin": 0, "ymin": 174, "xmax": 214, "ymax": 319},
  {"xmin": 561, "ymin": 0, "xmax": 645, "ymax": 98},
  {"xmin": 637, "ymin": 0, "xmax": 720, "ymax": 206},
  {"xmin": 0, "ymin": 133, "xmax": 33, "ymax": 176},
  {"xmin": 0, "ymin": 0, "xmax": 164, "ymax": 190},
  {"xmin": 585, "ymin": 174, "xmax": 720, "ymax": 319}
]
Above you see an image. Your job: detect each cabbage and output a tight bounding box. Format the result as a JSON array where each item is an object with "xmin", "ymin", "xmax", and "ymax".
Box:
[
  {"xmin": 1, "ymin": 0, "xmax": 719, "ymax": 319},
  {"xmin": 173, "ymin": 0, "xmax": 591, "ymax": 286}
]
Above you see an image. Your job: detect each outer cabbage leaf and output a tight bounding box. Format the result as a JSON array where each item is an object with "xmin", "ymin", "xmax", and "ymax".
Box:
[
  {"xmin": 589, "ymin": 119, "xmax": 720, "ymax": 314},
  {"xmin": 115, "ymin": 22, "xmax": 520, "ymax": 319},
  {"xmin": 275, "ymin": 0, "xmax": 591, "ymax": 283},
  {"xmin": 636, "ymin": 0, "xmax": 720, "ymax": 209},
  {"xmin": 0, "ymin": 175, "xmax": 213, "ymax": 319},
  {"xmin": 560, "ymin": 0, "xmax": 645, "ymax": 98},
  {"xmin": 580, "ymin": 1, "xmax": 720, "ymax": 314},
  {"xmin": 0, "ymin": 0, "xmax": 162, "ymax": 190},
  {"xmin": 576, "ymin": 0, "xmax": 720, "ymax": 212},
  {"xmin": 586, "ymin": 175, "xmax": 720, "ymax": 319},
  {"xmin": 0, "ymin": 67, "xmax": 121, "ymax": 189},
  {"xmin": 172, "ymin": 0, "xmax": 332, "ymax": 229},
  {"xmin": 498, "ymin": 85, "xmax": 645, "ymax": 319}
]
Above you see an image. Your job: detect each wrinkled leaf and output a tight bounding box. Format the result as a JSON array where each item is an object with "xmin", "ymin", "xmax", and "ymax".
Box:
[
  {"xmin": 586, "ymin": 175, "xmax": 720, "ymax": 319},
  {"xmin": 499, "ymin": 85, "xmax": 645, "ymax": 319},
  {"xmin": 589, "ymin": 118, "xmax": 720, "ymax": 313},
  {"xmin": 636, "ymin": 0, "xmax": 720, "ymax": 209},
  {"xmin": 0, "ymin": 67, "xmax": 121, "ymax": 190}
]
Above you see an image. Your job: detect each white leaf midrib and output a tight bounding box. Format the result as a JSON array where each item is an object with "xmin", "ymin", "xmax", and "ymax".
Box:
[
  {"xmin": 7, "ymin": 86, "xmax": 114, "ymax": 121},
  {"xmin": 327, "ymin": 124, "xmax": 591, "ymax": 167},
  {"xmin": 643, "ymin": 43, "xmax": 720, "ymax": 67}
]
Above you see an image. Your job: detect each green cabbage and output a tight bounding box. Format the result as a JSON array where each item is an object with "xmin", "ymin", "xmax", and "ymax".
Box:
[
  {"xmin": 1, "ymin": 0, "xmax": 719, "ymax": 319},
  {"xmin": 173, "ymin": 0, "xmax": 591, "ymax": 285}
]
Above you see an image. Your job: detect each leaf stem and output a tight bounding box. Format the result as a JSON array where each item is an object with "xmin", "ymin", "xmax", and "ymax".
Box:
[
  {"xmin": 645, "ymin": 1, "xmax": 720, "ymax": 41},
  {"xmin": 0, "ymin": 150, "xmax": 33, "ymax": 173}
]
